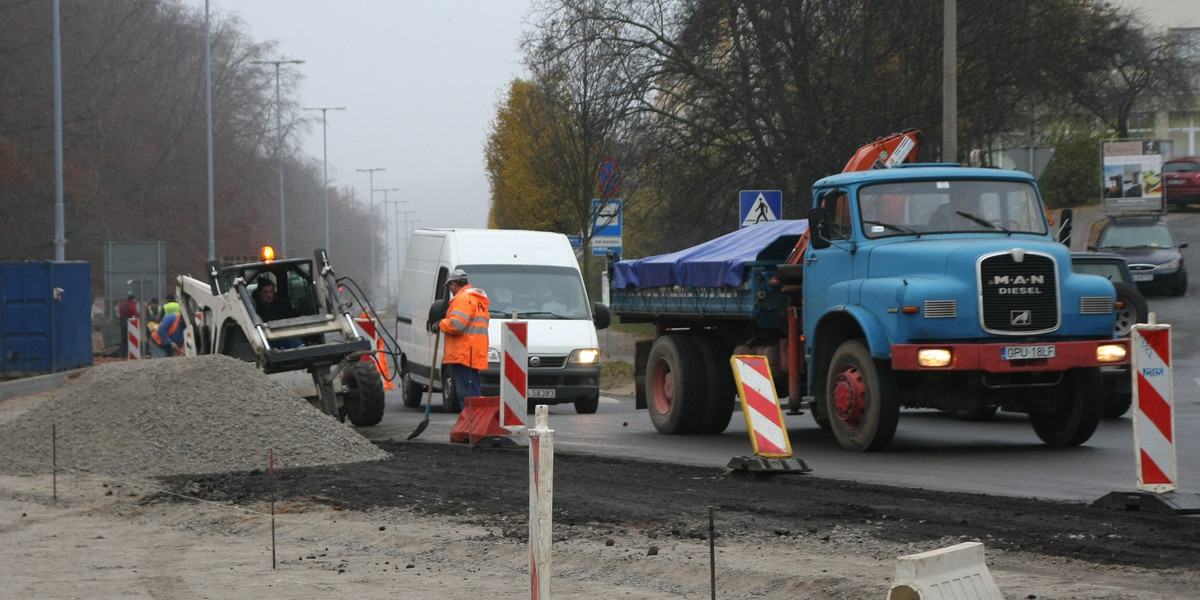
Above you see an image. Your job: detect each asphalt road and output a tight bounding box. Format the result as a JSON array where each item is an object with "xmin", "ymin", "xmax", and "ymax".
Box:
[{"xmin": 365, "ymin": 207, "xmax": 1200, "ymax": 505}]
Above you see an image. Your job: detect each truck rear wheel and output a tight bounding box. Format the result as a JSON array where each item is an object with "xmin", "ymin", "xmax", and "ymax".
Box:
[
  {"xmin": 1029, "ymin": 367, "xmax": 1102, "ymax": 445},
  {"xmin": 825, "ymin": 340, "xmax": 900, "ymax": 452},
  {"xmin": 695, "ymin": 336, "xmax": 736, "ymax": 434},
  {"xmin": 646, "ymin": 334, "xmax": 705, "ymax": 434},
  {"xmin": 342, "ymin": 362, "xmax": 385, "ymax": 426}
]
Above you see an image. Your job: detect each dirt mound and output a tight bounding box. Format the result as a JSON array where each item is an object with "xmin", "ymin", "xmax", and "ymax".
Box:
[{"xmin": 0, "ymin": 355, "xmax": 387, "ymax": 477}]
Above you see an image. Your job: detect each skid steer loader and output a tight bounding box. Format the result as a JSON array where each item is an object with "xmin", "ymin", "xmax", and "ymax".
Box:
[{"xmin": 177, "ymin": 248, "xmax": 386, "ymax": 426}]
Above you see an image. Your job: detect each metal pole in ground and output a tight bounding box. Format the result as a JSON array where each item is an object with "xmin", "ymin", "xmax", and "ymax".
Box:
[{"xmin": 529, "ymin": 405, "xmax": 554, "ymax": 599}]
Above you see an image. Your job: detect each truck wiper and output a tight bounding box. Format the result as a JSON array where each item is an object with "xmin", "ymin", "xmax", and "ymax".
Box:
[{"xmin": 954, "ymin": 211, "xmax": 1009, "ymax": 233}]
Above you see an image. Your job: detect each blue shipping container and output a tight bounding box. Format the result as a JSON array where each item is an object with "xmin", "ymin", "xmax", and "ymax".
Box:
[{"xmin": 1, "ymin": 261, "xmax": 94, "ymax": 377}]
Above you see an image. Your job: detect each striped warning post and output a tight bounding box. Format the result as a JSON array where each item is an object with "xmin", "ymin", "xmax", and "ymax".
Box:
[
  {"xmin": 501, "ymin": 321, "xmax": 528, "ymax": 432},
  {"xmin": 127, "ymin": 316, "xmax": 141, "ymax": 360},
  {"xmin": 1132, "ymin": 322, "xmax": 1177, "ymax": 493},
  {"xmin": 730, "ymin": 355, "xmax": 792, "ymax": 458}
]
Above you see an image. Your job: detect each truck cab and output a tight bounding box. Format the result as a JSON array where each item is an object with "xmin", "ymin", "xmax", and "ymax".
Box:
[{"xmin": 804, "ymin": 166, "xmax": 1129, "ymax": 450}]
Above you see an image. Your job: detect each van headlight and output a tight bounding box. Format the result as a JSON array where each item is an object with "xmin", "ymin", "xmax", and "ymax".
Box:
[
  {"xmin": 569, "ymin": 348, "xmax": 600, "ymax": 365},
  {"xmin": 487, "ymin": 347, "xmax": 500, "ymax": 363}
]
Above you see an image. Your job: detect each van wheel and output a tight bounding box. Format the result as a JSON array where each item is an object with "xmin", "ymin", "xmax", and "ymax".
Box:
[
  {"xmin": 575, "ymin": 392, "xmax": 600, "ymax": 414},
  {"xmin": 441, "ymin": 367, "xmax": 462, "ymax": 413},
  {"xmin": 401, "ymin": 370, "xmax": 424, "ymax": 408}
]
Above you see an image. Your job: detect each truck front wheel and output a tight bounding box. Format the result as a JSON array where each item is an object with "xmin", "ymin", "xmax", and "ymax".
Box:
[
  {"xmin": 825, "ymin": 340, "xmax": 900, "ymax": 452},
  {"xmin": 1029, "ymin": 367, "xmax": 1102, "ymax": 446},
  {"xmin": 646, "ymin": 334, "xmax": 705, "ymax": 434}
]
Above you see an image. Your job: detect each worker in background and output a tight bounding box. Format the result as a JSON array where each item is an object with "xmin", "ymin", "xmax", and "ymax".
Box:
[
  {"xmin": 118, "ymin": 293, "xmax": 138, "ymax": 357},
  {"xmin": 162, "ymin": 293, "xmax": 181, "ymax": 315},
  {"xmin": 432, "ymin": 268, "xmax": 490, "ymax": 412},
  {"xmin": 145, "ymin": 297, "xmax": 165, "ymax": 333},
  {"xmin": 148, "ymin": 311, "xmax": 186, "ymax": 358}
]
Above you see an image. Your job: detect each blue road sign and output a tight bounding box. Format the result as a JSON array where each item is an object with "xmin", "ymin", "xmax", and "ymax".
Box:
[
  {"xmin": 739, "ymin": 190, "xmax": 782, "ymax": 228},
  {"xmin": 567, "ymin": 234, "xmax": 583, "ymax": 248},
  {"xmin": 592, "ymin": 198, "xmax": 622, "ymax": 237}
]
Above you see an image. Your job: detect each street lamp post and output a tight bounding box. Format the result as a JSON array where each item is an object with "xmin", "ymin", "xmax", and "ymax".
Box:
[
  {"xmin": 304, "ymin": 106, "xmax": 346, "ymax": 250},
  {"xmin": 251, "ymin": 58, "xmax": 304, "ymax": 254},
  {"xmin": 380, "ymin": 191, "xmax": 403, "ymax": 300},
  {"xmin": 357, "ymin": 168, "xmax": 387, "ymax": 289}
]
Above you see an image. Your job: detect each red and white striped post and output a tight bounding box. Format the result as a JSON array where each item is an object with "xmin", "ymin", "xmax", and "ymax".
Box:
[
  {"xmin": 501, "ymin": 320, "xmax": 528, "ymax": 433},
  {"xmin": 127, "ymin": 316, "xmax": 142, "ymax": 360},
  {"xmin": 730, "ymin": 355, "xmax": 792, "ymax": 458},
  {"xmin": 528, "ymin": 404, "xmax": 554, "ymax": 599},
  {"xmin": 1132, "ymin": 320, "xmax": 1177, "ymax": 492}
]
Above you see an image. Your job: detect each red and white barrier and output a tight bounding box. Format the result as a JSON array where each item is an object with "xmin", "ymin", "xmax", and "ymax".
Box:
[
  {"xmin": 1132, "ymin": 321, "xmax": 1177, "ymax": 493},
  {"xmin": 127, "ymin": 316, "xmax": 141, "ymax": 360},
  {"xmin": 501, "ymin": 321, "xmax": 528, "ymax": 432},
  {"xmin": 730, "ymin": 355, "xmax": 792, "ymax": 458},
  {"xmin": 528, "ymin": 405, "xmax": 554, "ymax": 599}
]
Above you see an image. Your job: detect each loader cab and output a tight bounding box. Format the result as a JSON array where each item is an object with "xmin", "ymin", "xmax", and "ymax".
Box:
[{"xmin": 239, "ymin": 260, "xmax": 321, "ymax": 319}]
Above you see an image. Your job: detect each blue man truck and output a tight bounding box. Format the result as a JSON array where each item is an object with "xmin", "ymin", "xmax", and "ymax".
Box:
[{"xmin": 611, "ymin": 159, "xmax": 1130, "ymax": 451}]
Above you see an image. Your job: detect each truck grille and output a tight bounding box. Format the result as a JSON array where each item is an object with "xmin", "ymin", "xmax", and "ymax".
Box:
[
  {"xmin": 1080, "ymin": 297, "xmax": 1114, "ymax": 315},
  {"xmin": 978, "ymin": 251, "xmax": 1059, "ymax": 334}
]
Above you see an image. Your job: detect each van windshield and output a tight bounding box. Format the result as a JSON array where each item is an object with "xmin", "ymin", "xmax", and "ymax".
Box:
[{"xmin": 458, "ymin": 264, "xmax": 591, "ymax": 320}]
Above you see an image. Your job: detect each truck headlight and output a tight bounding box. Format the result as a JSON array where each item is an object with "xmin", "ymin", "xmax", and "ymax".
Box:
[
  {"xmin": 487, "ymin": 347, "xmax": 500, "ymax": 363},
  {"xmin": 917, "ymin": 348, "xmax": 953, "ymax": 367},
  {"xmin": 1097, "ymin": 343, "xmax": 1127, "ymax": 363},
  {"xmin": 569, "ymin": 348, "xmax": 600, "ymax": 365}
]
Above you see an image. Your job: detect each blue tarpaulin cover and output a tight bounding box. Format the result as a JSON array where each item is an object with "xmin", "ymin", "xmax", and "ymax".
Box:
[{"xmin": 613, "ymin": 220, "xmax": 809, "ymax": 289}]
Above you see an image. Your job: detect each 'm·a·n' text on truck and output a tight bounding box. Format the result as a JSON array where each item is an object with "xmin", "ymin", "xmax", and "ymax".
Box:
[{"xmin": 610, "ymin": 132, "xmax": 1130, "ymax": 451}]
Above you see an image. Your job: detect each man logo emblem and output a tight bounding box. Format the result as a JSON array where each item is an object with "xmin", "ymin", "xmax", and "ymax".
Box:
[{"xmin": 1010, "ymin": 310, "xmax": 1031, "ymax": 325}]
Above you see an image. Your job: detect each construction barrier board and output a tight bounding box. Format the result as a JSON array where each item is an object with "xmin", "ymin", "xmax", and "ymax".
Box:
[
  {"xmin": 500, "ymin": 321, "xmax": 528, "ymax": 431},
  {"xmin": 730, "ymin": 355, "xmax": 792, "ymax": 459},
  {"xmin": 1132, "ymin": 323, "xmax": 1178, "ymax": 493}
]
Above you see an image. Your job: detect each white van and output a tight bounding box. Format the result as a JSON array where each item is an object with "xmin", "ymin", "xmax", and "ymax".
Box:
[{"xmin": 394, "ymin": 228, "xmax": 611, "ymax": 414}]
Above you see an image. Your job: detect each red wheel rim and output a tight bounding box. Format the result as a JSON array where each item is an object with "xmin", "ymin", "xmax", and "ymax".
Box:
[
  {"xmin": 652, "ymin": 359, "xmax": 675, "ymax": 415},
  {"xmin": 832, "ymin": 365, "xmax": 866, "ymax": 428}
]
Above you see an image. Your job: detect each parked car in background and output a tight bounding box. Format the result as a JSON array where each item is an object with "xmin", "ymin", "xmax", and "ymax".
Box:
[
  {"xmin": 1071, "ymin": 252, "xmax": 1145, "ymax": 419},
  {"xmin": 1162, "ymin": 156, "xmax": 1200, "ymax": 209},
  {"xmin": 1088, "ymin": 213, "xmax": 1188, "ymax": 296}
]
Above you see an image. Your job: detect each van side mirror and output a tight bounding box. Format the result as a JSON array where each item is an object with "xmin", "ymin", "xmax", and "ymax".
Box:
[
  {"xmin": 1057, "ymin": 208, "xmax": 1073, "ymax": 247},
  {"xmin": 593, "ymin": 302, "xmax": 612, "ymax": 330},
  {"xmin": 427, "ymin": 298, "xmax": 449, "ymax": 332},
  {"xmin": 808, "ymin": 207, "xmax": 831, "ymax": 250}
]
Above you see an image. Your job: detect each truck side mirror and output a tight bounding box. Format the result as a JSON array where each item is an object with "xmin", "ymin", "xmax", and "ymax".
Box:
[
  {"xmin": 1057, "ymin": 208, "xmax": 1073, "ymax": 247},
  {"xmin": 593, "ymin": 302, "xmax": 612, "ymax": 330},
  {"xmin": 808, "ymin": 207, "xmax": 831, "ymax": 250}
]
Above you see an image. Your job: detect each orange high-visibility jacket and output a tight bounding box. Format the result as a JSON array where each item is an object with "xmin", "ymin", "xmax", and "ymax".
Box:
[{"xmin": 438, "ymin": 285, "xmax": 490, "ymax": 370}]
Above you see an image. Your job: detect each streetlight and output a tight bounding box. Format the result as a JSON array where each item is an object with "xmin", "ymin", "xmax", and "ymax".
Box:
[
  {"xmin": 251, "ymin": 58, "xmax": 304, "ymax": 254},
  {"xmin": 379, "ymin": 190, "xmax": 403, "ymax": 300},
  {"xmin": 356, "ymin": 168, "xmax": 387, "ymax": 287},
  {"xmin": 303, "ymin": 106, "xmax": 346, "ymax": 250}
]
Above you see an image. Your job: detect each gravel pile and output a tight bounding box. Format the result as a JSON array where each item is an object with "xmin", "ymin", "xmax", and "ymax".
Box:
[{"xmin": 0, "ymin": 355, "xmax": 388, "ymax": 477}]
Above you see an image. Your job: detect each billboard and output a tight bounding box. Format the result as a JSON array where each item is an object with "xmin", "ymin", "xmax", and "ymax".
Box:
[{"xmin": 1101, "ymin": 140, "xmax": 1171, "ymax": 213}]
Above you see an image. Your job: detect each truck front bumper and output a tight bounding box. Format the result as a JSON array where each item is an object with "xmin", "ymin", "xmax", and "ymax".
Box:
[{"xmin": 891, "ymin": 339, "xmax": 1129, "ymax": 372}]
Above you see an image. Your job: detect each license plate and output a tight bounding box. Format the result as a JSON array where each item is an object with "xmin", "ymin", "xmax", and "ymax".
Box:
[
  {"xmin": 1167, "ymin": 179, "xmax": 1185, "ymax": 185},
  {"xmin": 529, "ymin": 388, "xmax": 556, "ymax": 399},
  {"xmin": 1133, "ymin": 273, "xmax": 1153, "ymax": 282},
  {"xmin": 1002, "ymin": 344, "xmax": 1055, "ymax": 360}
]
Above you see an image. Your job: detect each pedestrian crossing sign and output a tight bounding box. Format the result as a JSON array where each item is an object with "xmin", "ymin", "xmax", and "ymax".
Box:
[{"xmin": 739, "ymin": 190, "xmax": 782, "ymax": 228}]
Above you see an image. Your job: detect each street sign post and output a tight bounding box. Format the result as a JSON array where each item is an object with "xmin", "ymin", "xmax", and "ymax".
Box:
[{"xmin": 739, "ymin": 190, "xmax": 782, "ymax": 228}]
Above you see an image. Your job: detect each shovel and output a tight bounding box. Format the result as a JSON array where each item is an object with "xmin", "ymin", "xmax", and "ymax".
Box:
[{"xmin": 407, "ymin": 329, "xmax": 441, "ymax": 440}]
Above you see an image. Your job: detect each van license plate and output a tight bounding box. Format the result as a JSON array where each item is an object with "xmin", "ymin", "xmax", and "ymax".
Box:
[
  {"xmin": 529, "ymin": 388, "xmax": 556, "ymax": 399},
  {"xmin": 1002, "ymin": 345, "xmax": 1055, "ymax": 360}
]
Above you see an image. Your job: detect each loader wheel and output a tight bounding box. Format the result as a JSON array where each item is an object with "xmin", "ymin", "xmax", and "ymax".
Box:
[
  {"xmin": 1029, "ymin": 367, "xmax": 1102, "ymax": 446},
  {"xmin": 342, "ymin": 362, "xmax": 386, "ymax": 426},
  {"xmin": 401, "ymin": 370, "xmax": 424, "ymax": 408}
]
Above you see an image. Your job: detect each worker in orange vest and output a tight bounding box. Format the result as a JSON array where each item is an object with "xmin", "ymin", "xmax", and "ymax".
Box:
[{"xmin": 433, "ymin": 269, "xmax": 490, "ymax": 412}]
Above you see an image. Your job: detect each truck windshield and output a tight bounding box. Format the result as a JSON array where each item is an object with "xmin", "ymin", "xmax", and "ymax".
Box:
[
  {"xmin": 858, "ymin": 180, "xmax": 1048, "ymax": 238},
  {"xmin": 458, "ymin": 264, "xmax": 592, "ymax": 320}
]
